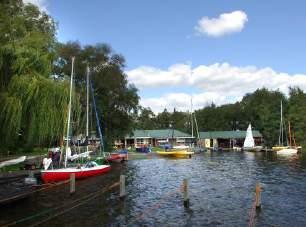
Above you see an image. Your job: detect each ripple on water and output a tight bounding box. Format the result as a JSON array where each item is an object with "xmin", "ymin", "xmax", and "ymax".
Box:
[{"xmin": 1, "ymin": 152, "xmax": 306, "ymax": 226}]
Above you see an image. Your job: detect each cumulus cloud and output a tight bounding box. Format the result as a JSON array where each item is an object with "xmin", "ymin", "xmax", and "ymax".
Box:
[
  {"xmin": 126, "ymin": 63, "xmax": 306, "ymax": 113},
  {"xmin": 195, "ymin": 11, "xmax": 248, "ymax": 37},
  {"xmin": 140, "ymin": 92, "xmax": 228, "ymax": 113},
  {"xmin": 23, "ymin": 0, "xmax": 48, "ymax": 12}
]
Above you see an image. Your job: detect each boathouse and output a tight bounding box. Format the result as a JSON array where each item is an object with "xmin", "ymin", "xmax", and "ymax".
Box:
[
  {"xmin": 116, "ymin": 129, "xmax": 194, "ymax": 148},
  {"xmin": 199, "ymin": 130, "xmax": 263, "ymax": 149}
]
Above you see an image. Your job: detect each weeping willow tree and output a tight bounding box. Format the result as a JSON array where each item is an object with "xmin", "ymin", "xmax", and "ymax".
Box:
[
  {"xmin": 0, "ymin": 1, "xmax": 82, "ymax": 153},
  {"xmin": 0, "ymin": 75, "xmax": 78, "ymax": 148}
]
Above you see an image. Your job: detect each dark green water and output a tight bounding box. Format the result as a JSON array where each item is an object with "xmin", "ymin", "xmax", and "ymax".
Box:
[{"xmin": 1, "ymin": 152, "xmax": 306, "ymax": 226}]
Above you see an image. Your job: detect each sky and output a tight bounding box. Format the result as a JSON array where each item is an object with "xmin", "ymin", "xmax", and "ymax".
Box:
[{"xmin": 25, "ymin": 0, "xmax": 306, "ymax": 113}]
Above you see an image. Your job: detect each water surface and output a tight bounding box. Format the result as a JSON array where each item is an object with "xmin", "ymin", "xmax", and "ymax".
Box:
[{"xmin": 1, "ymin": 152, "xmax": 306, "ymax": 226}]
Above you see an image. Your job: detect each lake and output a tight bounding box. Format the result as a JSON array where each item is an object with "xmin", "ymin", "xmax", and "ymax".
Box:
[{"xmin": 1, "ymin": 151, "xmax": 306, "ymax": 226}]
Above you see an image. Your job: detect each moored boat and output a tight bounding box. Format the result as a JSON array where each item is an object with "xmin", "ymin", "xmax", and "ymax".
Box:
[
  {"xmin": 272, "ymin": 146, "xmax": 289, "ymax": 151},
  {"xmin": 41, "ymin": 162, "xmax": 110, "ymax": 183},
  {"xmin": 243, "ymin": 124, "xmax": 262, "ymax": 152},
  {"xmin": 107, "ymin": 153, "xmax": 128, "ymax": 163},
  {"xmin": 0, "ymin": 156, "xmax": 26, "ymax": 168},
  {"xmin": 41, "ymin": 58, "xmax": 111, "ymax": 182},
  {"xmin": 157, "ymin": 149, "xmax": 194, "ymax": 158},
  {"xmin": 277, "ymin": 148, "xmax": 298, "ymax": 155}
]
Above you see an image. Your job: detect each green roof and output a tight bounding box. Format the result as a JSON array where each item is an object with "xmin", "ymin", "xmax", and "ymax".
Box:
[
  {"xmin": 199, "ymin": 130, "xmax": 262, "ymax": 139},
  {"xmin": 126, "ymin": 129, "xmax": 192, "ymax": 138}
]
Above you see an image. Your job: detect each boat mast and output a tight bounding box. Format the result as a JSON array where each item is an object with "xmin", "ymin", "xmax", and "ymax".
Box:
[
  {"xmin": 279, "ymin": 100, "xmax": 283, "ymax": 146},
  {"xmin": 86, "ymin": 66, "xmax": 89, "ymax": 154},
  {"xmin": 194, "ymin": 111, "xmax": 200, "ymax": 147},
  {"xmin": 65, "ymin": 57, "xmax": 75, "ymax": 168},
  {"xmin": 288, "ymin": 121, "xmax": 292, "ymax": 146},
  {"xmin": 190, "ymin": 97, "xmax": 194, "ymax": 139}
]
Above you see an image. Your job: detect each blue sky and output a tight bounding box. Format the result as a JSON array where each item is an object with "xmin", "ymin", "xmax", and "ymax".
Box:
[{"xmin": 27, "ymin": 0, "xmax": 306, "ymax": 112}]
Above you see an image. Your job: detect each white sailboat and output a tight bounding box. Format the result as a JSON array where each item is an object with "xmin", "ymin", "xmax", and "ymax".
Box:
[
  {"xmin": 189, "ymin": 97, "xmax": 204, "ymax": 152},
  {"xmin": 243, "ymin": 124, "xmax": 262, "ymax": 152},
  {"xmin": 272, "ymin": 101, "xmax": 297, "ymax": 155}
]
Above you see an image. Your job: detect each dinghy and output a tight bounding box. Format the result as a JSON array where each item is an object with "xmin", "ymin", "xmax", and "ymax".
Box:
[
  {"xmin": 243, "ymin": 124, "xmax": 262, "ymax": 152},
  {"xmin": 157, "ymin": 150, "xmax": 194, "ymax": 158},
  {"xmin": 0, "ymin": 156, "xmax": 26, "ymax": 168},
  {"xmin": 41, "ymin": 58, "xmax": 110, "ymax": 183}
]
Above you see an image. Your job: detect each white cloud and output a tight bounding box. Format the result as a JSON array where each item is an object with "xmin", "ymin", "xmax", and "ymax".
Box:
[
  {"xmin": 23, "ymin": 0, "xmax": 48, "ymax": 12},
  {"xmin": 126, "ymin": 63, "xmax": 306, "ymax": 113},
  {"xmin": 195, "ymin": 11, "xmax": 248, "ymax": 37},
  {"xmin": 140, "ymin": 92, "xmax": 228, "ymax": 113}
]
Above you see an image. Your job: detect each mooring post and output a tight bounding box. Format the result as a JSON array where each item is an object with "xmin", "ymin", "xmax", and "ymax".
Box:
[
  {"xmin": 183, "ymin": 178, "xmax": 189, "ymax": 207},
  {"xmin": 70, "ymin": 173, "xmax": 75, "ymax": 194},
  {"xmin": 120, "ymin": 175, "xmax": 126, "ymax": 200},
  {"xmin": 255, "ymin": 182, "xmax": 261, "ymax": 210}
]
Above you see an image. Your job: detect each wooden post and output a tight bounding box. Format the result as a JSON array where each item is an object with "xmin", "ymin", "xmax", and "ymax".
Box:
[
  {"xmin": 70, "ymin": 173, "xmax": 75, "ymax": 194},
  {"xmin": 255, "ymin": 182, "xmax": 261, "ymax": 210},
  {"xmin": 183, "ymin": 179, "xmax": 189, "ymax": 207},
  {"xmin": 120, "ymin": 175, "xmax": 126, "ymax": 200}
]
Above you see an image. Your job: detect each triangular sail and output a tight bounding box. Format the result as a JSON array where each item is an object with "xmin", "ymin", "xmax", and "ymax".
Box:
[{"xmin": 243, "ymin": 124, "xmax": 255, "ymax": 148}]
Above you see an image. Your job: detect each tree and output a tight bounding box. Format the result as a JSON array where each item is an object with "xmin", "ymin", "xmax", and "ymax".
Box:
[
  {"xmin": 0, "ymin": 1, "xmax": 71, "ymax": 152},
  {"xmin": 135, "ymin": 107, "xmax": 157, "ymax": 129},
  {"xmin": 55, "ymin": 42, "xmax": 139, "ymax": 149},
  {"xmin": 287, "ymin": 87, "xmax": 306, "ymax": 147}
]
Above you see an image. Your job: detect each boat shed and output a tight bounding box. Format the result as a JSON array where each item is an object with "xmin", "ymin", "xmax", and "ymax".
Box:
[
  {"xmin": 116, "ymin": 129, "xmax": 194, "ymax": 148},
  {"xmin": 199, "ymin": 130, "xmax": 263, "ymax": 149}
]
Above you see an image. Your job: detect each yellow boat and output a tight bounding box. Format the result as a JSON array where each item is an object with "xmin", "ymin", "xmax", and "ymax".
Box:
[
  {"xmin": 272, "ymin": 146, "xmax": 289, "ymax": 151},
  {"xmin": 156, "ymin": 149, "xmax": 194, "ymax": 158}
]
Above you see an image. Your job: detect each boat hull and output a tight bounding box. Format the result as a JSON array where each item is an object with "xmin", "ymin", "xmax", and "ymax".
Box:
[
  {"xmin": 107, "ymin": 153, "xmax": 128, "ymax": 163},
  {"xmin": 272, "ymin": 146, "xmax": 289, "ymax": 151},
  {"xmin": 157, "ymin": 150, "xmax": 194, "ymax": 158},
  {"xmin": 277, "ymin": 148, "xmax": 298, "ymax": 155},
  {"xmin": 0, "ymin": 156, "xmax": 26, "ymax": 168},
  {"xmin": 243, "ymin": 146, "xmax": 263, "ymax": 152},
  {"xmin": 41, "ymin": 165, "xmax": 111, "ymax": 183}
]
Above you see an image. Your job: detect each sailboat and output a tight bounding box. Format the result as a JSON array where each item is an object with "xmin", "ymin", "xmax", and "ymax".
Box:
[
  {"xmin": 189, "ymin": 97, "xmax": 204, "ymax": 152},
  {"xmin": 84, "ymin": 66, "xmax": 128, "ymax": 163},
  {"xmin": 156, "ymin": 122, "xmax": 194, "ymax": 158},
  {"xmin": 243, "ymin": 124, "xmax": 262, "ymax": 152},
  {"xmin": 271, "ymin": 101, "xmax": 299, "ymax": 155},
  {"xmin": 272, "ymin": 101, "xmax": 289, "ymax": 152},
  {"xmin": 41, "ymin": 58, "xmax": 111, "ymax": 183},
  {"xmin": 276, "ymin": 121, "xmax": 299, "ymax": 155}
]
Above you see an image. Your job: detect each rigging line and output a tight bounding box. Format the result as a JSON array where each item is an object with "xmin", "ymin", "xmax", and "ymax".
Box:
[
  {"xmin": 1, "ymin": 181, "xmax": 119, "ymax": 227},
  {"xmin": 89, "ymin": 74, "xmax": 106, "ymax": 159}
]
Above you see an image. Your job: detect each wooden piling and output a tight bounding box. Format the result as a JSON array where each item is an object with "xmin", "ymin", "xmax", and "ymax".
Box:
[
  {"xmin": 120, "ymin": 175, "xmax": 126, "ymax": 200},
  {"xmin": 183, "ymin": 179, "xmax": 189, "ymax": 207},
  {"xmin": 70, "ymin": 173, "xmax": 75, "ymax": 194},
  {"xmin": 255, "ymin": 182, "xmax": 261, "ymax": 210}
]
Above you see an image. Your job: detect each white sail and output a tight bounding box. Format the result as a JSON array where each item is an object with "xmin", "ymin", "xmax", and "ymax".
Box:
[{"xmin": 243, "ymin": 124, "xmax": 255, "ymax": 148}]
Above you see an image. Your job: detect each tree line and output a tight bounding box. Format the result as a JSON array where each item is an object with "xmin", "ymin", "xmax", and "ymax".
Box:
[{"xmin": 135, "ymin": 88, "xmax": 306, "ymax": 148}]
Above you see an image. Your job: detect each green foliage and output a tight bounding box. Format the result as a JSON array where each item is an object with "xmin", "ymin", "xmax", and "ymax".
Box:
[
  {"xmin": 287, "ymin": 87, "xmax": 306, "ymax": 146},
  {"xmin": 0, "ymin": 1, "xmax": 68, "ymax": 153},
  {"xmin": 137, "ymin": 88, "xmax": 306, "ymax": 148},
  {"xmin": 55, "ymin": 42, "xmax": 139, "ymax": 150},
  {"xmin": 0, "ymin": 75, "xmax": 73, "ymax": 148}
]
